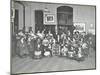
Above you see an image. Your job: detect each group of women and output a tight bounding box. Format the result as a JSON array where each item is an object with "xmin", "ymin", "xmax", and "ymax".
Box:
[{"xmin": 15, "ymin": 28, "xmax": 95, "ymax": 62}]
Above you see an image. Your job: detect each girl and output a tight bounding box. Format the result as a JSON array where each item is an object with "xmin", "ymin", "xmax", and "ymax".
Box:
[
  {"xmin": 60, "ymin": 44, "xmax": 68, "ymax": 56},
  {"xmin": 34, "ymin": 38, "xmax": 42, "ymax": 59},
  {"xmin": 42, "ymin": 37, "xmax": 52, "ymax": 57},
  {"xmin": 67, "ymin": 46, "xmax": 76, "ymax": 59},
  {"xmin": 75, "ymin": 46, "xmax": 85, "ymax": 62}
]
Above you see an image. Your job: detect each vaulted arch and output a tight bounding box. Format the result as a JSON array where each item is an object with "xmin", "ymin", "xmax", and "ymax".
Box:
[
  {"xmin": 57, "ymin": 6, "xmax": 73, "ymax": 25},
  {"xmin": 57, "ymin": 6, "xmax": 74, "ymax": 35},
  {"xmin": 57, "ymin": 6, "xmax": 73, "ymax": 13}
]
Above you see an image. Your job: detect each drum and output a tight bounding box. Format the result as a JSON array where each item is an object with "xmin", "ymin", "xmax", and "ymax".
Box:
[
  {"xmin": 68, "ymin": 51, "xmax": 75, "ymax": 58},
  {"xmin": 44, "ymin": 51, "xmax": 51, "ymax": 57},
  {"xmin": 34, "ymin": 50, "xmax": 42, "ymax": 59}
]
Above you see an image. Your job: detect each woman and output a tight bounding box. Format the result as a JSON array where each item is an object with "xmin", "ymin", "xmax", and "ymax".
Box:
[
  {"xmin": 75, "ymin": 46, "xmax": 85, "ymax": 62},
  {"xmin": 16, "ymin": 32, "xmax": 29, "ymax": 58},
  {"xmin": 33, "ymin": 37, "xmax": 43, "ymax": 59},
  {"xmin": 67, "ymin": 46, "xmax": 76, "ymax": 59},
  {"xmin": 27, "ymin": 31, "xmax": 36, "ymax": 58},
  {"xmin": 60, "ymin": 44, "xmax": 68, "ymax": 56},
  {"xmin": 42, "ymin": 37, "xmax": 52, "ymax": 57}
]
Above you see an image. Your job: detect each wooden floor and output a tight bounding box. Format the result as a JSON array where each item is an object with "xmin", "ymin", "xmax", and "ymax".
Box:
[{"xmin": 11, "ymin": 48, "xmax": 96, "ymax": 74}]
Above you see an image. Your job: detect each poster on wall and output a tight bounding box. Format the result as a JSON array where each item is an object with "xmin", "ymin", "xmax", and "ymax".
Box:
[
  {"xmin": 74, "ymin": 22, "xmax": 85, "ymax": 32},
  {"xmin": 44, "ymin": 13, "xmax": 55, "ymax": 25}
]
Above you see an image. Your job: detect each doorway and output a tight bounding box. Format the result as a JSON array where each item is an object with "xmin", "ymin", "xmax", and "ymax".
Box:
[
  {"xmin": 35, "ymin": 10, "xmax": 44, "ymax": 33},
  {"xmin": 57, "ymin": 6, "xmax": 75, "ymax": 35}
]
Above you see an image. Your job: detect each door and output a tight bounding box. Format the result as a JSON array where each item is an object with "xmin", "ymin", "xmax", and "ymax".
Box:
[
  {"xmin": 57, "ymin": 6, "xmax": 74, "ymax": 35},
  {"xmin": 35, "ymin": 10, "xmax": 44, "ymax": 33}
]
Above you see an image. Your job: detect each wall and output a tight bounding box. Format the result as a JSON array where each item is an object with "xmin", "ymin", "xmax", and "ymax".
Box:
[
  {"xmin": 14, "ymin": 2, "xmax": 95, "ymax": 34},
  {"xmin": 23, "ymin": 2, "xmax": 58, "ymax": 32},
  {"xmin": 72, "ymin": 5, "xmax": 95, "ymax": 33},
  {"xmin": 14, "ymin": 2, "xmax": 23, "ymax": 30}
]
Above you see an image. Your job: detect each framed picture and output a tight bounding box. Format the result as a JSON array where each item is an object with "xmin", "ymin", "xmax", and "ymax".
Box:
[
  {"xmin": 44, "ymin": 13, "xmax": 55, "ymax": 24},
  {"xmin": 74, "ymin": 22, "xmax": 85, "ymax": 32},
  {"xmin": 11, "ymin": 0, "xmax": 96, "ymax": 75}
]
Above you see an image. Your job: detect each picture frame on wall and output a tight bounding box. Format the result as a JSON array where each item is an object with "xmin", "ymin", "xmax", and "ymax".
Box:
[
  {"xmin": 44, "ymin": 13, "xmax": 55, "ymax": 24},
  {"xmin": 74, "ymin": 22, "xmax": 85, "ymax": 32}
]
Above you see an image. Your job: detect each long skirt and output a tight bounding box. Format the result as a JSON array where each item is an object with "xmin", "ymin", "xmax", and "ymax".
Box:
[{"xmin": 17, "ymin": 40, "xmax": 29, "ymax": 58}]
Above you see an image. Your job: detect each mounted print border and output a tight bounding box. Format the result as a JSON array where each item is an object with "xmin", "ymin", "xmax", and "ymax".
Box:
[{"xmin": 10, "ymin": 0, "xmax": 96, "ymax": 75}]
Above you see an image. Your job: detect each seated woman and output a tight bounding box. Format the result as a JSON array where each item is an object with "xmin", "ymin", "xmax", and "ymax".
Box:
[
  {"xmin": 60, "ymin": 44, "xmax": 68, "ymax": 56},
  {"xmin": 33, "ymin": 38, "xmax": 43, "ymax": 59},
  {"xmin": 73, "ymin": 31, "xmax": 80, "ymax": 41},
  {"xmin": 67, "ymin": 46, "xmax": 76, "ymax": 59},
  {"xmin": 82, "ymin": 42, "xmax": 89, "ymax": 57},
  {"xmin": 52, "ymin": 43, "xmax": 60, "ymax": 56},
  {"xmin": 44, "ymin": 44, "xmax": 52, "ymax": 57},
  {"xmin": 42, "ymin": 37, "xmax": 52, "ymax": 57},
  {"xmin": 75, "ymin": 46, "xmax": 85, "ymax": 62}
]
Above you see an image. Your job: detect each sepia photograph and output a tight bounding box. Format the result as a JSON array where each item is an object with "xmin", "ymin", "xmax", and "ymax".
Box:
[{"xmin": 11, "ymin": 0, "xmax": 96, "ymax": 74}]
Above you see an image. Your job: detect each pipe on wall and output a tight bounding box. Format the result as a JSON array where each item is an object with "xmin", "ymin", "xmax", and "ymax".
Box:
[{"xmin": 15, "ymin": 1, "xmax": 25, "ymax": 33}]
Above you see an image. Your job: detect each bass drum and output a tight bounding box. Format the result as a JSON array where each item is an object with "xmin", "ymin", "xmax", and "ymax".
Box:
[
  {"xmin": 67, "ymin": 51, "xmax": 75, "ymax": 59},
  {"xmin": 34, "ymin": 50, "xmax": 42, "ymax": 59},
  {"xmin": 43, "ymin": 48, "xmax": 52, "ymax": 57},
  {"xmin": 44, "ymin": 51, "xmax": 51, "ymax": 57}
]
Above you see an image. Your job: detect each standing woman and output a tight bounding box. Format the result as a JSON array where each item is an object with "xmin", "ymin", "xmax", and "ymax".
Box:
[
  {"xmin": 27, "ymin": 27, "xmax": 36, "ymax": 58},
  {"xmin": 16, "ymin": 30, "xmax": 29, "ymax": 58}
]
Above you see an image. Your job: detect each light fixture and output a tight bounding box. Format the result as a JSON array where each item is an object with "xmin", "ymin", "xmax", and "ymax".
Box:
[{"xmin": 44, "ymin": 8, "xmax": 50, "ymax": 12}]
